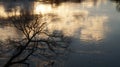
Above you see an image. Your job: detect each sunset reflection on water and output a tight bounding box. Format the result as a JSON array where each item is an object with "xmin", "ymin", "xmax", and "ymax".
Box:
[
  {"xmin": 0, "ymin": 4, "xmax": 20, "ymax": 18},
  {"xmin": 1, "ymin": 0, "xmax": 120, "ymax": 67},
  {"xmin": 44, "ymin": 2, "xmax": 108, "ymax": 42},
  {"xmin": 34, "ymin": 2, "xmax": 52, "ymax": 14},
  {"xmin": 0, "ymin": 0, "xmax": 108, "ymax": 42}
]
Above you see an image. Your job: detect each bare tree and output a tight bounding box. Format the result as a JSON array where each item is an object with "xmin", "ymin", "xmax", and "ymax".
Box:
[{"xmin": 3, "ymin": 13, "xmax": 71, "ymax": 67}]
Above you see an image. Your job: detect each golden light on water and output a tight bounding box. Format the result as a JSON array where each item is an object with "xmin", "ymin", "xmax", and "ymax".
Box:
[
  {"xmin": 0, "ymin": 1, "xmax": 108, "ymax": 42},
  {"xmin": 0, "ymin": 5, "xmax": 20, "ymax": 18},
  {"xmin": 0, "ymin": 5, "xmax": 8, "ymax": 18},
  {"xmin": 80, "ymin": 16, "xmax": 108, "ymax": 41},
  {"xmin": 81, "ymin": 0, "xmax": 107, "ymax": 8},
  {"xmin": 47, "ymin": 14, "xmax": 108, "ymax": 41},
  {"xmin": 45, "ymin": 3, "xmax": 108, "ymax": 42},
  {"xmin": 34, "ymin": 2, "xmax": 52, "ymax": 14},
  {"xmin": 0, "ymin": 27, "xmax": 19, "ymax": 41}
]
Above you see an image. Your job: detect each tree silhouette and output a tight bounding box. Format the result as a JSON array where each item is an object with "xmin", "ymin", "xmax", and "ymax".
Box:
[{"xmin": 3, "ymin": 12, "xmax": 71, "ymax": 67}]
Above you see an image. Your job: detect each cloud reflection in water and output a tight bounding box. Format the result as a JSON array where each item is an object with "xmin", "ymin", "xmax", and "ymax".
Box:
[
  {"xmin": 0, "ymin": 4, "xmax": 20, "ymax": 18},
  {"xmin": 44, "ymin": 3, "xmax": 108, "ymax": 42},
  {"xmin": 0, "ymin": 1, "xmax": 108, "ymax": 42}
]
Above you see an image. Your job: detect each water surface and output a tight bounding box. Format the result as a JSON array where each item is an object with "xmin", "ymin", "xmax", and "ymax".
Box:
[{"xmin": 0, "ymin": 0, "xmax": 120, "ymax": 67}]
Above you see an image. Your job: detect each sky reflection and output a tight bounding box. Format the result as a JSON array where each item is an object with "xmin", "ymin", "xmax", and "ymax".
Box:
[
  {"xmin": 45, "ymin": 2, "xmax": 108, "ymax": 42},
  {"xmin": 1, "ymin": 0, "xmax": 120, "ymax": 67},
  {"xmin": 0, "ymin": 4, "xmax": 20, "ymax": 18},
  {"xmin": 80, "ymin": 0, "xmax": 107, "ymax": 8},
  {"xmin": 0, "ymin": 0, "xmax": 108, "ymax": 42},
  {"xmin": 0, "ymin": 26, "xmax": 19, "ymax": 41},
  {"xmin": 34, "ymin": 2, "xmax": 52, "ymax": 14}
]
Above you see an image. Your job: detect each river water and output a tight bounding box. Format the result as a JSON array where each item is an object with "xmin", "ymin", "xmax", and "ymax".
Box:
[{"xmin": 0, "ymin": 0, "xmax": 120, "ymax": 67}]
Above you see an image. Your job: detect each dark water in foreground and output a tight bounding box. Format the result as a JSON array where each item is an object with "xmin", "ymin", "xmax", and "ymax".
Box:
[
  {"xmin": 0, "ymin": 0, "xmax": 120, "ymax": 67},
  {"xmin": 65, "ymin": 1, "xmax": 120, "ymax": 67}
]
